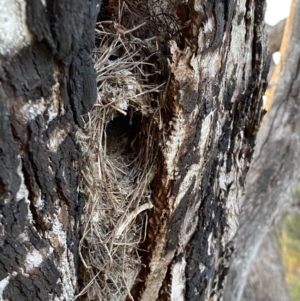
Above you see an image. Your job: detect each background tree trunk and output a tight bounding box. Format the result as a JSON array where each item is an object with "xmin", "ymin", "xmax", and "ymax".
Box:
[
  {"xmin": 266, "ymin": 18, "xmax": 286, "ymax": 54},
  {"xmin": 224, "ymin": 0, "xmax": 300, "ymax": 300},
  {"xmin": 238, "ymin": 16, "xmax": 293, "ymax": 301},
  {"xmin": 0, "ymin": 1, "xmax": 269, "ymax": 301},
  {"xmin": 241, "ymin": 232, "xmax": 291, "ymax": 301}
]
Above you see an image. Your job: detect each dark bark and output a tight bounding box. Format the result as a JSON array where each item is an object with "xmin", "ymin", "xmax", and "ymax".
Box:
[{"xmin": 0, "ymin": 0, "xmax": 99, "ymax": 300}]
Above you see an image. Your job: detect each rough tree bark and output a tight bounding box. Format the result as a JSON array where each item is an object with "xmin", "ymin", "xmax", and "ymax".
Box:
[
  {"xmin": 0, "ymin": 0, "xmax": 100, "ymax": 300},
  {"xmin": 131, "ymin": 1, "xmax": 268, "ymax": 300},
  {"xmin": 224, "ymin": 0, "xmax": 300, "ymax": 300},
  {"xmin": 0, "ymin": 1, "xmax": 269, "ymax": 301}
]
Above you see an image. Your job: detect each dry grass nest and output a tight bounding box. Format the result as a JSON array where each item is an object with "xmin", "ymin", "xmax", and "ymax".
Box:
[{"xmin": 76, "ymin": 1, "xmax": 181, "ymax": 300}]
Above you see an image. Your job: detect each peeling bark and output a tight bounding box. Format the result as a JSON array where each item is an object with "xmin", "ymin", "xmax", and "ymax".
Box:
[{"xmin": 0, "ymin": 0, "xmax": 100, "ymax": 300}]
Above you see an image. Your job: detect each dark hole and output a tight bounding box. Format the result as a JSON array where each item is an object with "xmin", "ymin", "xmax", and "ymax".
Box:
[{"xmin": 105, "ymin": 113, "xmax": 139, "ymax": 141}]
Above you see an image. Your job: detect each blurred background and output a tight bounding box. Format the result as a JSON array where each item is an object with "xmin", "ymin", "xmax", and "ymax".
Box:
[{"xmin": 265, "ymin": 1, "xmax": 300, "ymax": 300}]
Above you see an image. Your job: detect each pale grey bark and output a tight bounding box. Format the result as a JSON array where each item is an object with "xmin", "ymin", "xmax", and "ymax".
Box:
[
  {"xmin": 224, "ymin": 1, "xmax": 300, "ymax": 300},
  {"xmin": 266, "ymin": 19, "xmax": 286, "ymax": 82},
  {"xmin": 266, "ymin": 19, "xmax": 286, "ymax": 54},
  {"xmin": 241, "ymin": 232, "xmax": 290, "ymax": 301}
]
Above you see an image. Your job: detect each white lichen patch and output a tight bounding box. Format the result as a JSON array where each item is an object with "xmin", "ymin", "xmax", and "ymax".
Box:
[
  {"xmin": 193, "ymin": 0, "xmax": 204, "ymax": 13},
  {"xmin": 21, "ymin": 98, "xmax": 48, "ymax": 122},
  {"xmin": 23, "ymin": 249, "xmax": 44, "ymax": 274},
  {"xmin": 198, "ymin": 263, "xmax": 206, "ymax": 273},
  {"xmin": 179, "ymin": 205, "xmax": 200, "ymax": 249},
  {"xmin": 21, "ymin": 94, "xmax": 61, "ymax": 125},
  {"xmin": 207, "ymin": 232, "xmax": 213, "ymax": 256},
  {"xmin": 45, "ymin": 208, "xmax": 76, "ymax": 301},
  {"xmin": 15, "ymin": 158, "xmax": 29, "ymax": 203},
  {"xmin": 15, "ymin": 158, "xmax": 34, "ymax": 221},
  {"xmin": 218, "ymin": 172, "xmax": 233, "ymax": 192},
  {"xmin": 21, "ymin": 69, "xmax": 63, "ymax": 125},
  {"xmin": 171, "ymin": 258, "xmax": 186, "ymax": 301},
  {"xmin": 35, "ymin": 194, "xmax": 45, "ymax": 211},
  {"xmin": 201, "ymin": 51, "xmax": 222, "ymax": 79},
  {"xmin": 0, "ymin": 276, "xmax": 10, "ymax": 301},
  {"xmin": 164, "ymin": 111, "xmax": 187, "ymax": 179},
  {"xmin": 222, "ymin": 179, "xmax": 240, "ymax": 245},
  {"xmin": 0, "ymin": 0, "xmax": 33, "ymax": 57},
  {"xmin": 199, "ymin": 111, "xmax": 214, "ymax": 162},
  {"xmin": 204, "ymin": 18, "xmax": 213, "ymax": 33},
  {"xmin": 47, "ymin": 124, "xmax": 71, "ymax": 153},
  {"xmin": 49, "ymin": 81, "xmax": 64, "ymax": 123}
]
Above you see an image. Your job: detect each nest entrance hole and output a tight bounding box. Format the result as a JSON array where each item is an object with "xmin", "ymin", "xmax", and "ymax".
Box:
[{"xmin": 106, "ymin": 114, "xmax": 137, "ymax": 141}]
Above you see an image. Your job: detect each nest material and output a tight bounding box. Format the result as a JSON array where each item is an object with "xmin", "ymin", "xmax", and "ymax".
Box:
[{"xmin": 76, "ymin": 1, "xmax": 181, "ymax": 300}]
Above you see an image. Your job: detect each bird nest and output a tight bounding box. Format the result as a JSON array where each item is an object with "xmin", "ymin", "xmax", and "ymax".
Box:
[{"xmin": 76, "ymin": 0, "xmax": 180, "ymax": 300}]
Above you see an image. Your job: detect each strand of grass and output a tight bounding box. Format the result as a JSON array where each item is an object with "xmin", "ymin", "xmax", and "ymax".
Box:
[
  {"xmin": 96, "ymin": 56, "xmax": 156, "ymax": 75},
  {"xmin": 103, "ymin": 184, "xmax": 143, "ymax": 246},
  {"xmin": 94, "ymin": 39, "xmax": 120, "ymax": 71},
  {"xmin": 114, "ymin": 202, "xmax": 153, "ymax": 237},
  {"xmin": 94, "ymin": 39, "xmax": 120, "ymax": 64},
  {"xmin": 79, "ymin": 180, "xmax": 103, "ymax": 269},
  {"xmin": 110, "ymin": 105, "xmax": 127, "ymax": 115},
  {"xmin": 123, "ymin": 21, "xmax": 147, "ymax": 35},
  {"xmin": 73, "ymin": 271, "xmax": 101, "ymax": 300},
  {"xmin": 128, "ymin": 82, "xmax": 165, "ymax": 99},
  {"xmin": 122, "ymin": 241, "xmax": 135, "ymax": 301},
  {"xmin": 97, "ymin": 109, "xmax": 106, "ymax": 181}
]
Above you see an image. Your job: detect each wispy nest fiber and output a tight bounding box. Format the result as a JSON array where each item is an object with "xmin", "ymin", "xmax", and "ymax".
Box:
[{"xmin": 76, "ymin": 1, "xmax": 180, "ymax": 300}]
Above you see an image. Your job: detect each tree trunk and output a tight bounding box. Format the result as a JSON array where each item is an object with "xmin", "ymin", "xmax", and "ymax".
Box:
[
  {"xmin": 266, "ymin": 19, "xmax": 286, "ymax": 54},
  {"xmin": 0, "ymin": 0, "xmax": 100, "ymax": 300},
  {"xmin": 224, "ymin": 0, "xmax": 300, "ymax": 300},
  {"xmin": 129, "ymin": 1, "xmax": 268, "ymax": 300},
  {"xmin": 0, "ymin": 1, "xmax": 269, "ymax": 301},
  {"xmin": 241, "ymin": 232, "xmax": 290, "ymax": 301}
]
